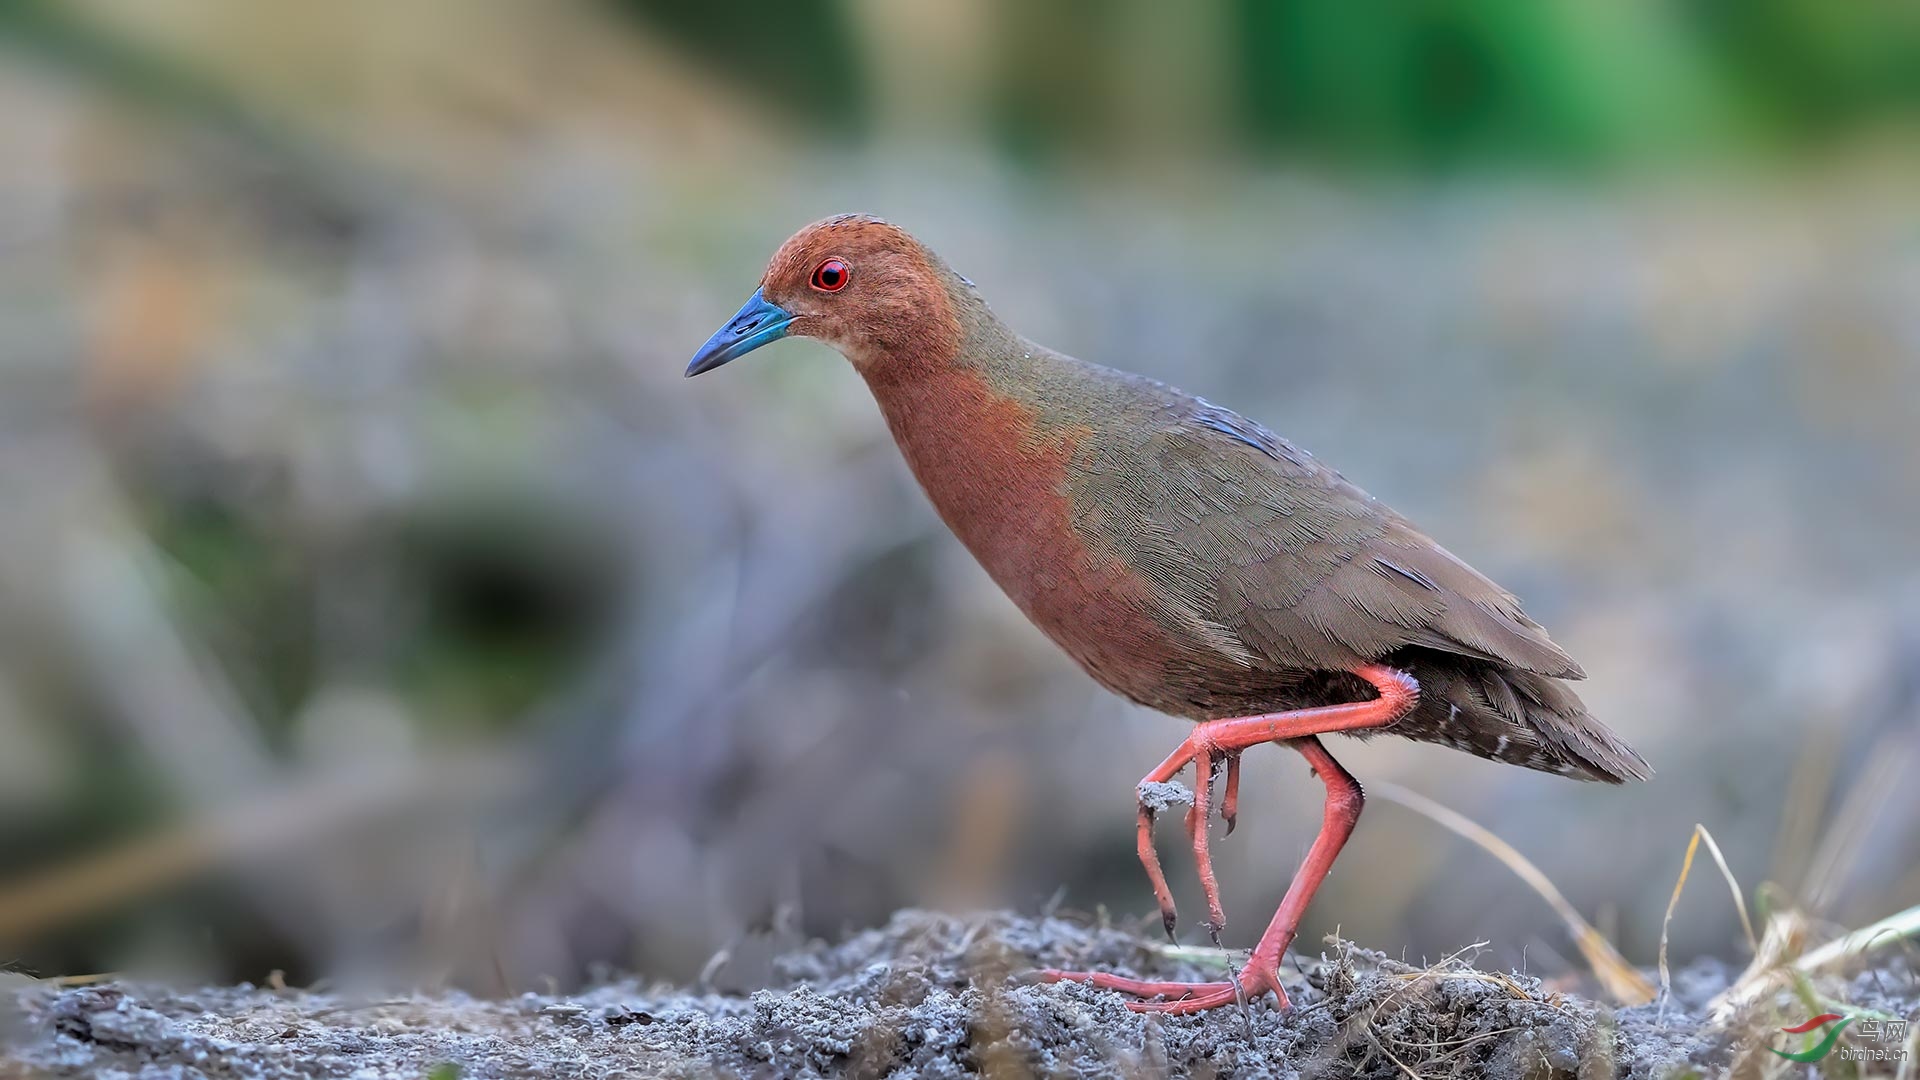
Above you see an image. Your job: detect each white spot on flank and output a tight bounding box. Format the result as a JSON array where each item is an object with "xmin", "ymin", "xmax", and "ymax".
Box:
[{"xmin": 1494, "ymin": 735, "xmax": 1510, "ymax": 755}]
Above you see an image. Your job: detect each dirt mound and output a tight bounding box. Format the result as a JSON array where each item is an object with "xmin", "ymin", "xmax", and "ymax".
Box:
[{"xmin": 3, "ymin": 908, "xmax": 1885, "ymax": 1078}]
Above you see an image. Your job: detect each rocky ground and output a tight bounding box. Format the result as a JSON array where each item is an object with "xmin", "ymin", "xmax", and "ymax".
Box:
[{"xmin": 11, "ymin": 909, "xmax": 1913, "ymax": 1079}]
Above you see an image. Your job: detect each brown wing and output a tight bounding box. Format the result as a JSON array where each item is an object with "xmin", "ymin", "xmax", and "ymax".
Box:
[{"xmin": 1091, "ymin": 401, "xmax": 1584, "ymax": 679}]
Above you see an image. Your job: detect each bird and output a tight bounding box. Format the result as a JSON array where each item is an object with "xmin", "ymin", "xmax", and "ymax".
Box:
[{"xmin": 686, "ymin": 214, "xmax": 1649, "ymax": 1014}]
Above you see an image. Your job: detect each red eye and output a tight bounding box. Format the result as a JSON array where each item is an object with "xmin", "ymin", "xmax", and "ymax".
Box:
[{"xmin": 810, "ymin": 258, "xmax": 850, "ymax": 292}]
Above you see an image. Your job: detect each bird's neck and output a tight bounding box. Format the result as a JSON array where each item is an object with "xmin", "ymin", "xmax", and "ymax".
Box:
[
  {"xmin": 857, "ymin": 303, "xmax": 1059, "ymax": 463},
  {"xmin": 857, "ymin": 314, "xmax": 1089, "ymax": 585}
]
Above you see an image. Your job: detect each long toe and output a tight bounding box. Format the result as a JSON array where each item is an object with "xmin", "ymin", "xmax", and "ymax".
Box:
[
  {"xmin": 1186, "ymin": 752, "xmax": 1227, "ymax": 935},
  {"xmin": 1036, "ymin": 970, "xmax": 1238, "ymax": 1000},
  {"xmin": 1135, "ymin": 801, "xmax": 1178, "ymax": 938},
  {"xmin": 1125, "ymin": 986, "xmax": 1246, "ymax": 1014},
  {"xmin": 1123, "ymin": 968, "xmax": 1293, "ymax": 1014},
  {"xmin": 1039, "ymin": 966, "xmax": 1297, "ymax": 1013}
]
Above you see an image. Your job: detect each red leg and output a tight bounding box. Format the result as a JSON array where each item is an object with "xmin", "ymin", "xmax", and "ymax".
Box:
[{"xmin": 1040, "ymin": 663, "xmax": 1416, "ymax": 1013}]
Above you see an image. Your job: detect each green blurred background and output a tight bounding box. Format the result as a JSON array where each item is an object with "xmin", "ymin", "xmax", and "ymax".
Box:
[{"xmin": 1, "ymin": 0, "xmax": 1917, "ymax": 995}]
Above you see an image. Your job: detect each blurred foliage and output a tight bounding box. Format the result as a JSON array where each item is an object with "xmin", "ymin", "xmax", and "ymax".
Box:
[
  {"xmin": 986, "ymin": 0, "xmax": 1125, "ymax": 162},
  {"xmin": 394, "ymin": 499, "xmax": 625, "ymax": 734},
  {"xmin": 596, "ymin": 0, "xmax": 1920, "ymax": 169},
  {"xmin": 137, "ymin": 482, "xmax": 624, "ymax": 743},
  {"xmin": 0, "ymin": 0, "xmax": 368, "ymax": 234},
  {"xmin": 607, "ymin": 0, "xmax": 869, "ymax": 132},
  {"xmin": 0, "ymin": 0, "xmax": 243, "ymax": 123},
  {"xmin": 1685, "ymin": 0, "xmax": 1920, "ymax": 144},
  {"xmin": 4, "ymin": 0, "xmax": 1917, "ymax": 173},
  {"xmin": 1233, "ymin": 1, "xmax": 1722, "ymax": 167}
]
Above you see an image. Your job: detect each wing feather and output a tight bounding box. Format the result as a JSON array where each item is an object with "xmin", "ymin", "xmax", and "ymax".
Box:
[{"xmin": 1118, "ymin": 403, "xmax": 1584, "ymax": 679}]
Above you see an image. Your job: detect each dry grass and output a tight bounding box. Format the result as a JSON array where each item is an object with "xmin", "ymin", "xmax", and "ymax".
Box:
[
  {"xmin": 1710, "ymin": 900, "xmax": 1920, "ymax": 1021},
  {"xmin": 1658, "ymin": 824, "xmax": 1754, "ymax": 1017},
  {"xmin": 1373, "ymin": 781, "xmax": 1656, "ymax": 1006},
  {"xmin": 1376, "ymin": 779, "xmax": 1918, "ymax": 1075}
]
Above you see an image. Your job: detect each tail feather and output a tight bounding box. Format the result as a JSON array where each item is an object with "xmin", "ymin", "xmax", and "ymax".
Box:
[{"xmin": 1399, "ymin": 654, "xmax": 1651, "ymax": 783}]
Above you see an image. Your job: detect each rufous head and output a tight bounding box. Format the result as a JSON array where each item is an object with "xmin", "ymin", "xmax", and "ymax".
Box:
[{"xmin": 687, "ymin": 215, "xmax": 962, "ymax": 377}]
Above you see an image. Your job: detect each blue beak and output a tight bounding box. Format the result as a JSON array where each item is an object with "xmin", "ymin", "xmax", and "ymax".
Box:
[{"xmin": 687, "ymin": 289, "xmax": 793, "ymax": 377}]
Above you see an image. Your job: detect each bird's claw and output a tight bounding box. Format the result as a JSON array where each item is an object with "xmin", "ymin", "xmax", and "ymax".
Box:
[{"xmin": 1221, "ymin": 753, "xmax": 1242, "ymax": 836}]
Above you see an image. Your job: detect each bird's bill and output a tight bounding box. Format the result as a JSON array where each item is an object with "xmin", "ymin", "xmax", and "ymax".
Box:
[{"xmin": 686, "ymin": 289, "xmax": 793, "ymax": 377}]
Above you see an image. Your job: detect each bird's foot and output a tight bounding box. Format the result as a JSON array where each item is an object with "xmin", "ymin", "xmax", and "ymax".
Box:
[
  {"xmin": 1135, "ymin": 745, "xmax": 1231, "ymax": 941},
  {"xmin": 1036, "ymin": 956, "xmax": 1291, "ymax": 1014}
]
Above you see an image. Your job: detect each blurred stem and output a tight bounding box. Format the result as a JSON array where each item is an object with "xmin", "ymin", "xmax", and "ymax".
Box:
[
  {"xmin": 0, "ymin": 0, "xmax": 378, "ymax": 230},
  {"xmin": 0, "ymin": 755, "xmax": 522, "ymax": 947}
]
